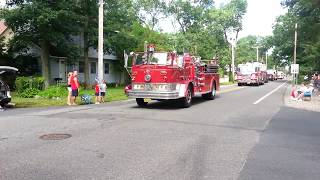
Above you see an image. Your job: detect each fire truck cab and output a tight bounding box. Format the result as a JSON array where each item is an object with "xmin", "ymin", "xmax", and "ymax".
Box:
[{"xmin": 124, "ymin": 45, "xmax": 220, "ymax": 108}]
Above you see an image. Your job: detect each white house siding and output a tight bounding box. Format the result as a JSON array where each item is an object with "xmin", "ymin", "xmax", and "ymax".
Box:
[
  {"xmin": 48, "ymin": 35, "xmax": 119, "ymax": 85},
  {"xmin": 78, "ymin": 59, "xmax": 120, "ymax": 84},
  {"xmin": 50, "ymin": 57, "xmax": 121, "ymax": 85},
  {"xmin": 50, "ymin": 59, "xmax": 60, "ymax": 82}
]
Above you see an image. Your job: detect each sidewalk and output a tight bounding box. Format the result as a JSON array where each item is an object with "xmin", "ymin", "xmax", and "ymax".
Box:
[{"xmin": 284, "ymin": 86, "xmax": 320, "ymax": 112}]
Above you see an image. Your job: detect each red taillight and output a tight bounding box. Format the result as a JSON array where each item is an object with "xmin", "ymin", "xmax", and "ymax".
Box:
[
  {"xmin": 251, "ymin": 74, "xmax": 257, "ymax": 80},
  {"xmin": 124, "ymin": 85, "xmax": 132, "ymax": 94},
  {"xmin": 236, "ymin": 75, "xmax": 242, "ymax": 80}
]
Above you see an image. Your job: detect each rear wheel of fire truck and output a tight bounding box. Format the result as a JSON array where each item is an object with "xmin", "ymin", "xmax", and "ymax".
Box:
[
  {"xmin": 136, "ymin": 98, "xmax": 148, "ymax": 107},
  {"xmin": 180, "ymin": 86, "xmax": 192, "ymax": 108},
  {"xmin": 238, "ymin": 83, "xmax": 243, "ymax": 86},
  {"xmin": 202, "ymin": 82, "xmax": 216, "ymax": 100}
]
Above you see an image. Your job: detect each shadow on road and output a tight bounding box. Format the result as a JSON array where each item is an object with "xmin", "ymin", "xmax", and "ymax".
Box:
[{"xmin": 130, "ymin": 96, "xmax": 221, "ymax": 110}]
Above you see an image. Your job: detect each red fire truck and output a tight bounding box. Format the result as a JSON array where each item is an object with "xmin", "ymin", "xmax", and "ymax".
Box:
[
  {"xmin": 124, "ymin": 45, "xmax": 220, "ymax": 108},
  {"xmin": 236, "ymin": 62, "xmax": 268, "ymax": 86}
]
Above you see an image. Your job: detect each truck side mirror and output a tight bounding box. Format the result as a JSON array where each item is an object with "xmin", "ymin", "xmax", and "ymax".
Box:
[{"xmin": 124, "ymin": 50, "xmax": 129, "ymax": 68}]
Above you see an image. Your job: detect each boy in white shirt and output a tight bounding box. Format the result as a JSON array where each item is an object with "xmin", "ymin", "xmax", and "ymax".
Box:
[{"xmin": 99, "ymin": 80, "xmax": 107, "ymax": 103}]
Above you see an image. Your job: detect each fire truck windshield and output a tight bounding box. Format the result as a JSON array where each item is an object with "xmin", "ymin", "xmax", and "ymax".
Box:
[
  {"xmin": 238, "ymin": 65, "xmax": 254, "ymax": 75},
  {"xmin": 149, "ymin": 53, "xmax": 168, "ymax": 65},
  {"xmin": 134, "ymin": 52, "xmax": 169, "ymax": 65}
]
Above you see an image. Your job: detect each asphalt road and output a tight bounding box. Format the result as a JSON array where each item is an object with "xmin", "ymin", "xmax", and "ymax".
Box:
[{"xmin": 1, "ymin": 80, "xmax": 319, "ymax": 180}]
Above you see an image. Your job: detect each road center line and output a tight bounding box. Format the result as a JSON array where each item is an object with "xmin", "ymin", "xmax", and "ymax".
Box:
[{"xmin": 253, "ymin": 82, "xmax": 287, "ymax": 105}]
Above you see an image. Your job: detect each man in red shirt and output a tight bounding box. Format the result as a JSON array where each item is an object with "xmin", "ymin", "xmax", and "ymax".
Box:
[{"xmin": 70, "ymin": 70, "xmax": 80, "ymax": 105}]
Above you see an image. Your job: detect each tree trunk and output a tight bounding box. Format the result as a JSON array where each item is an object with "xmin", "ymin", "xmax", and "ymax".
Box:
[
  {"xmin": 83, "ymin": 20, "xmax": 90, "ymax": 89},
  {"xmin": 40, "ymin": 40, "xmax": 50, "ymax": 89}
]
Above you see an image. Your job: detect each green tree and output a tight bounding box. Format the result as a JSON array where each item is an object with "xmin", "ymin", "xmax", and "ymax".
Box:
[
  {"xmin": 168, "ymin": 0, "xmax": 214, "ymax": 33},
  {"xmin": 207, "ymin": 0, "xmax": 247, "ymax": 81},
  {"xmin": 1, "ymin": 0, "xmax": 79, "ymax": 88},
  {"xmin": 136, "ymin": 0, "xmax": 167, "ymax": 31},
  {"xmin": 236, "ymin": 35, "xmax": 259, "ymax": 63},
  {"xmin": 271, "ymin": 0, "xmax": 320, "ymax": 75},
  {"xmin": 73, "ymin": 0, "xmax": 99, "ymax": 88}
]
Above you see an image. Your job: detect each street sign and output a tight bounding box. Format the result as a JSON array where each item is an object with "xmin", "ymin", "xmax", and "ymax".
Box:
[{"xmin": 291, "ymin": 64, "xmax": 299, "ymax": 74}]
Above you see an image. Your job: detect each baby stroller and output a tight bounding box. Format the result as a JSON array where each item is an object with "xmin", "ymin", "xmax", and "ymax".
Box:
[{"xmin": 81, "ymin": 94, "xmax": 92, "ymax": 105}]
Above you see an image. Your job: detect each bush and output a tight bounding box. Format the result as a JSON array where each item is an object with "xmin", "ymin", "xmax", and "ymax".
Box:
[
  {"xmin": 18, "ymin": 88, "xmax": 40, "ymax": 98},
  {"xmin": 107, "ymin": 83, "xmax": 118, "ymax": 87},
  {"xmin": 15, "ymin": 76, "xmax": 44, "ymax": 92},
  {"xmin": 38, "ymin": 85, "xmax": 68, "ymax": 98},
  {"xmin": 15, "ymin": 76, "xmax": 45, "ymax": 98}
]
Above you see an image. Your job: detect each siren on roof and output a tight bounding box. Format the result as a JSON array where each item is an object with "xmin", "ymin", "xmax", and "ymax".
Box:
[{"xmin": 147, "ymin": 44, "xmax": 155, "ymax": 52}]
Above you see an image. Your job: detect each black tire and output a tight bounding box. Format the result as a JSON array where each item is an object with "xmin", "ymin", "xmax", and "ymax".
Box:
[
  {"xmin": 180, "ymin": 86, "xmax": 192, "ymax": 108},
  {"xmin": 136, "ymin": 98, "xmax": 148, "ymax": 107},
  {"xmin": 238, "ymin": 83, "xmax": 242, "ymax": 86},
  {"xmin": 202, "ymin": 82, "xmax": 216, "ymax": 100}
]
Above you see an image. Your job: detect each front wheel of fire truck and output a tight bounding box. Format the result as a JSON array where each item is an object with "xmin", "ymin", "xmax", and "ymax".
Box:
[
  {"xmin": 136, "ymin": 98, "xmax": 148, "ymax": 107},
  {"xmin": 180, "ymin": 86, "xmax": 192, "ymax": 108}
]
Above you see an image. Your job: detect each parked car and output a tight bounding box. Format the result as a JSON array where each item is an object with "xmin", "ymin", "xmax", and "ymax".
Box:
[{"xmin": 0, "ymin": 66, "xmax": 18, "ymax": 110}]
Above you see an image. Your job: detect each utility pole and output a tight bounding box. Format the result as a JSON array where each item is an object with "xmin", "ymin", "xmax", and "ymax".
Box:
[
  {"xmin": 98, "ymin": 0, "xmax": 104, "ymax": 82},
  {"xmin": 252, "ymin": 46, "xmax": 262, "ymax": 62},
  {"xmin": 231, "ymin": 42, "xmax": 235, "ymax": 81},
  {"xmin": 265, "ymin": 52, "xmax": 268, "ymax": 69},
  {"xmin": 294, "ymin": 23, "xmax": 297, "ymax": 64},
  {"xmin": 293, "ymin": 23, "xmax": 298, "ymax": 85},
  {"xmin": 226, "ymin": 33, "xmax": 237, "ymax": 82}
]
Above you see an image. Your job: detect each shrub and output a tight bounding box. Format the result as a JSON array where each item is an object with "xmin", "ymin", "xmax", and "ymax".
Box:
[
  {"xmin": 38, "ymin": 85, "xmax": 67, "ymax": 98},
  {"xmin": 18, "ymin": 88, "xmax": 40, "ymax": 98},
  {"xmin": 15, "ymin": 76, "xmax": 44, "ymax": 93},
  {"xmin": 107, "ymin": 83, "xmax": 118, "ymax": 87}
]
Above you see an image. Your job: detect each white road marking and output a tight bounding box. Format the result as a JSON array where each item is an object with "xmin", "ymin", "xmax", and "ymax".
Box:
[{"xmin": 253, "ymin": 82, "xmax": 287, "ymax": 105}]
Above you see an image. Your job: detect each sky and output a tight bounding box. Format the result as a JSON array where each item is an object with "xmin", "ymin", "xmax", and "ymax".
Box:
[
  {"xmin": 158, "ymin": 0, "xmax": 287, "ymax": 38},
  {"xmin": 215, "ymin": 0, "xmax": 287, "ymax": 38}
]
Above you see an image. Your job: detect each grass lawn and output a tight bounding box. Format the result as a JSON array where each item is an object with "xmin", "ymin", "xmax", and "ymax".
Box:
[
  {"xmin": 220, "ymin": 81, "xmax": 236, "ymax": 86},
  {"xmin": 11, "ymin": 87, "xmax": 128, "ymax": 108}
]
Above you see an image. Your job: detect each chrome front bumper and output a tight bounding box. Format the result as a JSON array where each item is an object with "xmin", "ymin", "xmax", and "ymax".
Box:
[
  {"xmin": 127, "ymin": 90, "xmax": 180, "ymax": 99},
  {"xmin": 237, "ymin": 79, "xmax": 258, "ymax": 84}
]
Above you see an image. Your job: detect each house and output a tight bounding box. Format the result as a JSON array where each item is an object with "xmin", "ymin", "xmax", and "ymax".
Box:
[
  {"xmin": 0, "ymin": 20, "xmax": 123, "ymax": 85},
  {"xmin": 49, "ymin": 35, "xmax": 122, "ymax": 85},
  {"xmin": 0, "ymin": 20, "xmax": 14, "ymax": 51}
]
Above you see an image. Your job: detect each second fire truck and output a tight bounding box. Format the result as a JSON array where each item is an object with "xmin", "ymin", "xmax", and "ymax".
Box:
[{"xmin": 235, "ymin": 62, "xmax": 268, "ymax": 86}]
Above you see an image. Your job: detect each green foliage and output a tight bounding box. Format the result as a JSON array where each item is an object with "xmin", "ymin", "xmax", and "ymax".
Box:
[
  {"xmin": 15, "ymin": 76, "xmax": 44, "ymax": 93},
  {"xmin": 272, "ymin": 0, "xmax": 320, "ymax": 74},
  {"xmin": 18, "ymin": 88, "xmax": 40, "ymax": 98},
  {"xmin": 136, "ymin": 0, "xmax": 167, "ymax": 30},
  {"xmin": 1, "ymin": 0, "xmax": 250, "ymax": 84},
  {"xmin": 1, "ymin": 0, "xmax": 81, "ymax": 87},
  {"xmin": 38, "ymin": 85, "xmax": 67, "ymax": 98}
]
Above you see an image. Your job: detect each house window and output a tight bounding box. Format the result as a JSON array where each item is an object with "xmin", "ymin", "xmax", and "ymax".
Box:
[
  {"xmin": 90, "ymin": 62, "xmax": 96, "ymax": 74},
  {"xmin": 104, "ymin": 63, "xmax": 109, "ymax": 74},
  {"xmin": 79, "ymin": 61, "xmax": 84, "ymax": 73}
]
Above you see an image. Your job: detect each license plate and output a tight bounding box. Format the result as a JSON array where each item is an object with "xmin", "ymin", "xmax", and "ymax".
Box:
[
  {"xmin": 145, "ymin": 83, "xmax": 152, "ymax": 91},
  {"xmin": 144, "ymin": 98, "xmax": 151, "ymax": 102}
]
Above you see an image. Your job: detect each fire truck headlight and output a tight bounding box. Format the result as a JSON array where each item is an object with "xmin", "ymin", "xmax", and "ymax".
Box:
[{"xmin": 175, "ymin": 84, "xmax": 180, "ymax": 91}]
